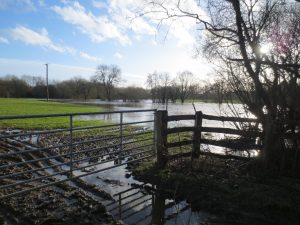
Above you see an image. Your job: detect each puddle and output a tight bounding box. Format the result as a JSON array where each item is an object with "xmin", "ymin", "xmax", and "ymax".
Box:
[
  {"xmin": 103, "ymin": 186, "xmax": 211, "ymax": 225},
  {"xmin": 1, "ymin": 118, "xmax": 223, "ymax": 224},
  {"xmin": 1, "ymin": 128, "xmax": 213, "ymax": 225},
  {"xmin": 73, "ymin": 159, "xmax": 211, "ymax": 225}
]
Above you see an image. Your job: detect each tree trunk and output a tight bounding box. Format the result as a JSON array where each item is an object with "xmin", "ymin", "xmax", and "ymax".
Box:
[
  {"xmin": 106, "ymin": 88, "xmax": 111, "ymax": 101},
  {"xmin": 262, "ymin": 119, "xmax": 285, "ymax": 176},
  {"xmin": 180, "ymin": 97, "xmax": 184, "ymax": 104}
]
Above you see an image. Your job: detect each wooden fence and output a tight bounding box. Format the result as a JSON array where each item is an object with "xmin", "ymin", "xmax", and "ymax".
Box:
[{"xmin": 155, "ymin": 110, "xmax": 261, "ymax": 168}]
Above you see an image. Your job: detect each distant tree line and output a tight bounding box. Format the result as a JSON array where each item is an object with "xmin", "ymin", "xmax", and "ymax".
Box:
[
  {"xmin": 0, "ymin": 74, "xmax": 149, "ymax": 101},
  {"xmin": 146, "ymin": 70, "xmax": 236, "ymax": 103},
  {"xmin": 0, "ymin": 74, "xmax": 234, "ymax": 103},
  {"xmin": 147, "ymin": 71, "xmax": 201, "ymax": 103},
  {"xmin": 0, "ymin": 64, "xmax": 146, "ymax": 102},
  {"xmin": 0, "ymin": 64, "xmax": 234, "ymax": 103}
]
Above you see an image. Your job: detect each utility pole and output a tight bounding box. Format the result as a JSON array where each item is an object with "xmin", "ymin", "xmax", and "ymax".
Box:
[{"xmin": 45, "ymin": 63, "xmax": 49, "ymax": 101}]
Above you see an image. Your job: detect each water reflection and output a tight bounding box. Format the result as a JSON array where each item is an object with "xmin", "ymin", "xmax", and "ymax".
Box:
[
  {"xmin": 151, "ymin": 191, "xmax": 165, "ymax": 225},
  {"xmin": 65, "ymin": 99, "xmax": 253, "ymax": 224},
  {"xmin": 104, "ymin": 185, "xmax": 210, "ymax": 225},
  {"xmin": 73, "ymin": 99, "xmax": 256, "ymax": 156},
  {"xmin": 75, "ymin": 100, "xmax": 241, "ymax": 132}
]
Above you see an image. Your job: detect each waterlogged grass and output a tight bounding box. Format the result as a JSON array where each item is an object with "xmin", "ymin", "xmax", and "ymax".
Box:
[
  {"xmin": 0, "ymin": 98, "xmax": 110, "ymax": 129},
  {"xmin": 71, "ymin": 125, "xmax": 152, "ymax": 139}
]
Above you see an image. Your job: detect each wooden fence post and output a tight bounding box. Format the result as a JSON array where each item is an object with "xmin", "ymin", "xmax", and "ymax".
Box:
[
  {"xmin": 192, "ymin": 111, "xmax": 203, "ymax": 159},
  {"xmin": 155, "ymin": 110, "xmax": 168, "ymax": 169}
]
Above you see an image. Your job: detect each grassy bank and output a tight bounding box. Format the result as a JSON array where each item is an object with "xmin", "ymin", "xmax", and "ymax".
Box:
[{"xmin": 0, "ymin": 98, "xmax": 108, "ymax": 129}]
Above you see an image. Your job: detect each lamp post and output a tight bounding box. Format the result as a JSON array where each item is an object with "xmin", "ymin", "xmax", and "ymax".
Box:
[{"xmin": 45, "ymin": 63, "xmax": 49, "ymax": 101}]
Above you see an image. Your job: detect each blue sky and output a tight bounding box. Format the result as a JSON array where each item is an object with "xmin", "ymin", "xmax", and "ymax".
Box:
[{"xmin": 0, "ymin": 0, "xmax": 212, "ymax": 86}]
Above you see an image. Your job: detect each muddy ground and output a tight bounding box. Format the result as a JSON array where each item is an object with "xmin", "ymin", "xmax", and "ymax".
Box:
[
  {"xmin": 132, "ymin": 156, "xmax": 300, "ymax": 225},
  {"xmin": 0, "ymin": 126, "xmax": 153, "ymax": 225},
  {"xmin": 0, "ymin": 131, "xmax": 124, "ymax": 225},
  {"xmin": 0, "ymin": 182, "xmax": 116, "ymax": 225}
]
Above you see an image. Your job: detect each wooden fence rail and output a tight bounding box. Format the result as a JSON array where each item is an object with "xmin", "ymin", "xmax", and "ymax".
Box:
[
  {"xmin": 201, "ymin": 127, "xmax": 262, "ymax": 137},
  {"xmin": 167, "ymin": 115, "xmax": 195, "ymax": 121},
  {"xmin": 155, "ymin": 110, "xmax": 261, "ymax": 168},
  {"xmin": 202, "ymin": 114, "xmax": 258, "ymax": 123}
]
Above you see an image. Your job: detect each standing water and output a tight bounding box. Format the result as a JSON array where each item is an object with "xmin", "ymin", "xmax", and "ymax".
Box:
[{"xmin": 64, "ymin": 100, "xmax": 244, "ymax": 224}]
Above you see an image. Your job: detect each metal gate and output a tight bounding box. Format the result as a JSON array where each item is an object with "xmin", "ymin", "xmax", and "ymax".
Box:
[{"xmin": 0, "ymin": 109, "xmax": 156, "ymax": 199}]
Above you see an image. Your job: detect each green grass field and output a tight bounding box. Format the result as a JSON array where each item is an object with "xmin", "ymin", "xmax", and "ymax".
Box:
[{"xmin": 0, "ymin": 98, "xmax": 108, "ymax": 129}]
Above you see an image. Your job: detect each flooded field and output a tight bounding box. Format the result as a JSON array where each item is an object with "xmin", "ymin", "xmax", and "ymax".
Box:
[
  {"xmin": 63, "ymin": 100, "xmax": 245, "ymax": 224},
  {"xmin": 0, "ymin": 100, "xmax": 249, "ymax": 225},
  {"xmin": 77, "ymin": 161, "xmax": 212, "ymax": 225},
  {"xmin": 68, "ymin": 99, "xmax": 238, "ymax": 127}
]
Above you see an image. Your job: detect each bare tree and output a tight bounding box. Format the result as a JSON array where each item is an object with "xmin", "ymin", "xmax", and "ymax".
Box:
[
  {"xmin": 71, "ymin": 77, "xmax": 93, "ymax": 100},
  {"xmin": 158, "ymin": 72, "xmax": 171, "ymax": 104},
  {"xmin": 117, "ymin": 86, "xmax": 150, "ymax": 102},
  {"xmin": 90, "ymin": 75, "xmax": 103, "ymax": 99},
  {"xmin": 94, "ymin": 64, "xmax": 121, "ymax": 101},
  {"xmin": 176, "ymin": 70, "xmax": 195, "ymax": 103},
  {"xmin": 168, "ymin": 80, "xmax": 179, "ymax": 103},
  {"xmin": 142, "ymin": 0, "xmax": 300, "ymax": 176},
  {"xmin": 147, "ymin": 71, "xmax": 171, "ymax": 103},
  {"xmin": 147, "ymin": 72, "xmax": 159, "ymax": 103},
  {"xmin": 1, "ymin": 75, "xmax": 30, "ymax": 98},
  {"xmin": 21, "ymin": 75, "xmax": 43, "ymax": 88}
]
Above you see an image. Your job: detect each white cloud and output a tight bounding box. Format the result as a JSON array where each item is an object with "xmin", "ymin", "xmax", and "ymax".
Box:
[
  {"xmin": 65, "ymin": 46, "xmax": 77, "ymax": 55},
  {"xmin": 109, "ymin": 5, "xmax": 156, "ymax": 36},
  {"xmin": 169, "ymin": 22, "xmax": 197, "ymax": 47},
  {"xmin": 0, "ymin": 36, "xmax": 9, "ymax": 44},
  {"xmin": 107, "ymin": 0, "xmax": 206, "ymax": 47},
  {"xmin": 52, "ymin": 0, "xmax": 204, "ymax": 48},
  {"xmin": 9, "ymin": 26, "xmax": 101, "ymax": 61},
  {"xmin": 52, "ymin": 2, "xmax": 131, "ymax": 45},
  {"xmin": 11, "ymin": 26, "xmax": 65, "ymax": 52},
  {"xmin": 0, "ymin": 58, "xmax": 95, "ymax": 81},
  {"xmin": 114, "ymin": 52, "xmax": 123, "ymax": 59},
  {"xmin": 80, "ymin": 51, "xmax": 101, "ymax": 62}
]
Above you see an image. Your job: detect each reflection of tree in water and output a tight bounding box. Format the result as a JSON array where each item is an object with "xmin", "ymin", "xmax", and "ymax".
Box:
[
  {"xmin": 151, "ymin": 191, "xmax": 165, "ymax": 225},
  {"xmin": 112, "ymin": 186, "xmax": 166, "ymax": 224},
  {"xmin": 108, "ymin": 185, "xmax": 203, "ymax": 225},
  {"xmin": 103, "ymin": 113, "xmax": 112, "ymax": 121}
]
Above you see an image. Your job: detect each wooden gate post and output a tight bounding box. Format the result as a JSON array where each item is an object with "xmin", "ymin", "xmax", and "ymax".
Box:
[
  {"xmin": 192, "ymin": 111, "xmax": 203, "ymax": 159},
  {"xmin": 155, "ymin": 110, "xmax": 168, "ymax": 169}
]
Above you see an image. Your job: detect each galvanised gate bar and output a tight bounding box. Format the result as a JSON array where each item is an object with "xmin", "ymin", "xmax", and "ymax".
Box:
[{"xmin": 0, "ymin": 109, "xmax": 156, "ymax": 199}]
